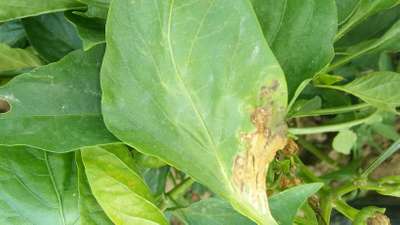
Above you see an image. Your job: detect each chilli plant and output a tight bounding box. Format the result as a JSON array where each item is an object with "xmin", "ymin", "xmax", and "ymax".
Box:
[{"xmin": 0, "ymin": 0, "xmax": 400, "ymax": 225}]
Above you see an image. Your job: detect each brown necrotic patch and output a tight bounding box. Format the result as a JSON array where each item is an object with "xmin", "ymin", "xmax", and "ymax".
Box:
[
  {"xmin": 232, "ymin": 81, "xmax": 287, "ymax": 214},
  {"xmin": 0, "ymin": 99, "xmax": 10, "ymax": 114}
]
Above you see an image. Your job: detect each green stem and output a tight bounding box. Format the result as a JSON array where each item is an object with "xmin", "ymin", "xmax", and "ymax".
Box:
[
  {"xmin": 289, "ymin": 112, "xmax": 377, "ymax": 135},
  {"xmin": 290, "ymin": 103, "xmax": 370, "ymax": 118},
  {"xmin": 333, "ymin": 199, "xmax": 359, "ymax": 220},
  {"xmin": 166, "ymin": 177, "xmax": 195, "ymax": 201},
  {"xmin": 361, "ymin": 139, "xmax": 400, "ymax": 178},
  {"xmin": 297, "ymin": 138, "xmax": 337, "ymax": 167},
  {"xmin": 294, "ymin": 156, "xmax": 323, "ymax": 183}
]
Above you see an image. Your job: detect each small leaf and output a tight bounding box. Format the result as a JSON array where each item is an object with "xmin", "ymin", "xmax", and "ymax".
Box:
[
  {"xmin": 176, "ymin": 198, "xmax": 256, "ymax": 225},
  {"xmin": 0, "ymin": 146, "xmax": 79, "ymax": 225},
  {"xmin": 336, "ymin": 0, "xmax": 400, "ymax": 40},
  {"xmin": 101, "ymin": 0, "xmax": 288, "ymax": 224},
  {"xmin": 269, "ymin": 183, "xmax": 324, "ymax": 225},
  {"xmin": 0, "ymin": 43, "xmax": 42, "ymax": 76},
  {"xmin": 314, "ymin": 74, "xmax": 344, "ymax": 85},
  {"xmin": 81, "ymin": 146, "xmax": 168, "ymax": 225},
  {"xmin": 76, "ymin": 151, "xmax": 113, "ymax": 225},
  {"xmin": 332, "ymin": 19, "xmax": 400, "ymax": 69},
  {"xmin": 0, "ymin": 0, "xmax": 85, "ymax": 22},
  {"xmin": 22, "ymin": 12, "xmax": 82, "ymax": 62},
  {"xmin": 251, "ymin": 0, "xmax": 337, "ymax": 97},
  {"xmin": 332, "ymin": 130, "xmax": 357, "ymax": 154},
  {"xmin": 0, "ymin": 45, "xmax": 118, "ymax": 152},
  {"xmin": 319, "ymin": 71, "xmax": 400, "ymax": 111},
  {"xmin": 65, "ymin": 11, "xmax": 105, "ymax": 50},
  {"xmin": 0, "ymin": 21, "xmax": 28, "ymax": 48}
]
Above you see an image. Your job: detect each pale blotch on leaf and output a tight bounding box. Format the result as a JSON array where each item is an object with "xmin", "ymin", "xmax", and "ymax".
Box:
[
  {"xmin": 232, "ymin": 81, "xmax": 287, "ymax": 214},
  {"xmin": 0, "ymin": 99, "xmax": 10, "ymax": 114}
]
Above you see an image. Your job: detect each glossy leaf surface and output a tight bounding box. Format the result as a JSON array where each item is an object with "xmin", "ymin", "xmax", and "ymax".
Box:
[
  {"xmin": 0, "ymin": 0, "xmax": 84, "ymax": 22},
  {"xmin": 0, "ymin": 146, "xmax": 78, "ymax": 225},
  {"xmin": 0, "ymin": 45, "xmax": 117, "ymax": 152},
  {"xmin": 251, "ymin": 0, "xmax": 337, "ymax": 97},
  {"xmin": 22, "ymin": 12, "xmax": 82, "ymax": 62},
  {"xmin": 81, "ymin": 146, "xmax": 168, "ymax": 225},
  {"xmin": 101, "ymin": 0, "xmax": 288, "ymax": 224}
]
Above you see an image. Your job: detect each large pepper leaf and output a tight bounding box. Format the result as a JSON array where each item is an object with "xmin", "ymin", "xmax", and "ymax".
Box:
[
  {"xmin": 101, "ymin": 0, "xmax": 288, "ymax": 224},
  {"xmin": 0, "ymin": 0, "xmax": 84, "ymax": 23},
  {"xmin": 251, "ymin": 0, "xmax": 337, "ymax": 97},
  {"xmin": 0, "ymin": 146, "xmax": 79, "ymax": 225},
  {"xmin": 81, "ymin": 146, "xmax": 168, "ymax": 225},
  {"xmin": 0, "ymin": 45, "xmax": 118, "ymax": 152},
  {"xmin": 22, "ymin": 12, "xmax": 83, "ymax": 62}
]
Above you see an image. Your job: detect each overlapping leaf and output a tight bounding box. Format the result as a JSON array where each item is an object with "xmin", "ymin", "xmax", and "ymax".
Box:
[
  {"xmin": 101, "ymin": 0, "xmax": 288, "ymax": 224},
  {"xmin": 0, "ymin": 45, "xmax": 117, "ymax": 152}
]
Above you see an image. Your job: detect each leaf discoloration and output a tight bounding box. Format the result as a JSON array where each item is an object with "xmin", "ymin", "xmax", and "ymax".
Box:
[{"xmin": 233, "ymin": 83, "xmax": 287, "ymax": 215}]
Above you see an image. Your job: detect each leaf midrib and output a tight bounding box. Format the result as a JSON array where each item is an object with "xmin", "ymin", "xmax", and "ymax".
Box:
[{"xmin": 167, "ymin": 0, "xmax": 232, "ymax": 193}]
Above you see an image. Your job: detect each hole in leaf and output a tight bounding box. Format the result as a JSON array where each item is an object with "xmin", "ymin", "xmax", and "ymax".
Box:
[{"xmin": 0, "ymin": 99, "xmax": 11, "ymax": 114}]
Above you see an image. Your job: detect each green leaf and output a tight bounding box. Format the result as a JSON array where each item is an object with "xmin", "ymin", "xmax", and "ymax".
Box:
[
  {"xmin": 251, "ymin": 0, "xmax": 337, "ymax": 97},
  {"xmin": 0, "ymin": 21, "xmax": 28, "ymax": 48},
  {"xmin": 22, "ymin": 12, "xmax": 82, "ymax": 62},
  {"xmin": 0, "ymin": 146, "xmax": 79, "ymax": 225},
  {"xmin": 101, "ymin": 0, "xmax": 288, "ymax": 224},
  {"xmin": 318, "ymin": 71, "xmax": 400, "ymax": 111},
  {"xmin": 332, "ymin": 129, "xmax": 358, "ymax": 154},
  {"xmin": 65, "ymin": 12, "xmax": 105, "ymax": 51},
  {"xmin": 294, "ymin": 203, "xmax": 319, "ymax": 225},
  {"xmin": 0, "ymin": 43, "xmax": 42, "ymax": 76},
  {"xmin": 269, "ymin": 183, "xmax": 323, "ymax": 225},
  {"xmin": 331, "ymin": 19, "xmax": 400, "ymax": 70},
  {"xmin": 0, "ymin": 0, "xmax": 84, "ymax": 22},
  {"xmin": 0, "ymin": 45, "xmax": 118, "ymax": 152},
  {"xmin": 176, "ymin": 183, "xmax": 323, "ymax": 225},
  {"xmin": 176, "ymin": 198, "xmax": 256, "ymax": 225},
  {"xmin": 336, "ymin": 0, "xmax": 400, "ymax": 41},
  {"xmin": 81, "ymin": 146, "xmax": 168, "ymax": 225},
  {"xmin": 76, "ymin": 151, "xmax": 113, "ymax": 225}
]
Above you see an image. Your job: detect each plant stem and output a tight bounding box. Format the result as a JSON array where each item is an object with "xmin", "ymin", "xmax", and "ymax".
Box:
[
  {"xmin": 289, "ymin": 112, "xmax": 377, "ymax": 135},
  {"xmin": 166, "ymin": 177, "xmax": 195, "ymax": 201},
  {"xmin": 333, "ymin": 199, "xmax": 359, "ymax": 220},
  {"xmin": 297, "ymin": 138, "xmax": 337, "ymax": 167},
  {"xmin": 290, "ymin": 103, "xmax": 370, "ymax": 118},
  {"xmin": 361, "ymin": 139, "xmax": 400, "ymax": 177}
]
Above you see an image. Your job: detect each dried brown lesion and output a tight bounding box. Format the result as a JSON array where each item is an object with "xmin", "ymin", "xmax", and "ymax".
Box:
[{"xmin": 232, "ymin": 81, "xmax": 288, "ymax": 215}]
